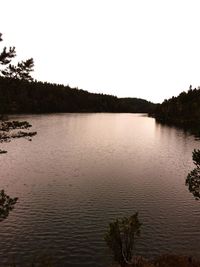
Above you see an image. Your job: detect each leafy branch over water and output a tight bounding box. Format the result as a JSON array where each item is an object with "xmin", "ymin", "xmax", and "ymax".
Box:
[
  {"xmin": 0, "ymin": 33, "xmax": 36, "ymax": 153},
  {"xmin": 0, "ymin": 190, "xmax": 18, "ymax": 222},
  {"xmin": 0, "ymin": 120, "xmax": 36, "ymax": 221},
  {"xmin": 186, "ymin": 149, "xmax": 200, "ymax": 200},
  {"xmin": 0, "ymin": 120, "xmax": 37, "ymax": 153}
]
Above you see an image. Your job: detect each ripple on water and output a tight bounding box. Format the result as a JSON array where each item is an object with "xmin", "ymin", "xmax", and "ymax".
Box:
[{"xmin": 0, "ymin": 113, "xmax": 200, "ymax": 266}]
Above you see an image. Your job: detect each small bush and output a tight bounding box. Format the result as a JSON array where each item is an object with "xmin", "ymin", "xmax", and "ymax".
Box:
[{"xmin": 105, "ymin": 212, "xmax": 142, "ymax": 267}]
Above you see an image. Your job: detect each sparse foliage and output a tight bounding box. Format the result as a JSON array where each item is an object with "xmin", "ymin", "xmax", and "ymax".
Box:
[
  {"xmin": 1, "ymin": 58, "xmax": 34, "ymax": 82},
  {"xmin": 105, "ymin": 212, "xmax": 142, "ymax": 267},
  {"xmin": 0, "ymin": 120, "xmax": 37, "ymax": 153},
  {"xmin": 0, "ymin": 33, "xmax": 34, "ymax": 81},
  {"xmin": 186, "ymin": 168, "xmax": 200, "ymax": 200},
  {"xmin": 192, "ymin": 149, "xmax": 200, "ymax": 168},
  {"xmin": 0, "ymin": 33, "xmax": 16, "ymax": 65},
  {"xmin": 0, "ymin": 190, "xmax": 18, "ymax": 222},
  {"xmin": 186, "ymin": 149, "xmax": 200, "ymax": 200}
]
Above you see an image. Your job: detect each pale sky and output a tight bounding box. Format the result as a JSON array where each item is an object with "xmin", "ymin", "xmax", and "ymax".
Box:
[{"xmin": 1, "ymin": 0, "xmax": 200, "ymax": 103}]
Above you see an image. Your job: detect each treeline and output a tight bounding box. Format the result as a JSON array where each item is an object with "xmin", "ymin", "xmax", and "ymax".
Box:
[
  {"xmin": 153, "ymin": 87, "xmax": 200, "ymax": 130},
  {"xmin": 0, "ymin": 77, "xmax": 155, "ymax": 114}
]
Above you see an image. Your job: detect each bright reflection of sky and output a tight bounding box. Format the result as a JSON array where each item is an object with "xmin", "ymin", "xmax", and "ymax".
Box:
[{"xmin": 1, "ymin": 0, "xmax": 200, "ymax": 103}]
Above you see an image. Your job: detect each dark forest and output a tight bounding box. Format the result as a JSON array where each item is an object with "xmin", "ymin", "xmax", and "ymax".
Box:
[
  {"xmin": 0, "ymin": 77, "xmax": 155, "ymax": 114},
  {"xmin": 153, "ymin": 86, "xmax": 200, "ymax": 133}
]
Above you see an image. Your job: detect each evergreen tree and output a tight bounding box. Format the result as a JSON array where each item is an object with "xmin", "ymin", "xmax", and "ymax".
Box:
[
  {"xmin": 0, "ymin": 34, "xmax": 35, "ymax": 221},
  {"xmin": 0, "ymin": 33, "xmax": 34, "ymax": 81}
]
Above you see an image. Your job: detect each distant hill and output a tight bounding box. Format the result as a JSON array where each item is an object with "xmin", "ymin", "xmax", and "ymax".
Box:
[
  {"xmin": 153, "ymin": 87, "xmax": 200, "ymax": 132},
  {"xmin": 0, "ymin": 77, "xmax": 155, "ymax": 114}
]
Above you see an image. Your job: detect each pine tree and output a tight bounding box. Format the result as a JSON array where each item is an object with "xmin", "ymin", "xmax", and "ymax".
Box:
[{"xmin": 0, "ymin": 33, "xmax": 34, "ymax": 81}]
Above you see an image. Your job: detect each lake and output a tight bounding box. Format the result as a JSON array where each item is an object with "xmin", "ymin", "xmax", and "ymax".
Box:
[{"xmin": 0, "ymin": 113, "xmax": 200, "ymax": 266}]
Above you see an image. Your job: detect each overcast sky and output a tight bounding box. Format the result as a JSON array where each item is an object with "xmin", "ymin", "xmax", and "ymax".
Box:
[{"xmin": 1, "ymin": 0, "xmax": 200, "ymax": 103}]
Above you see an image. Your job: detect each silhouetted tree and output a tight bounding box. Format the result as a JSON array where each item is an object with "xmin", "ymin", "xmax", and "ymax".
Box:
[
  {"xmin": 0, "ymin": 35, "xmax": 35, "ymax": 220},
  {"xmin": 0, "ymin": 34, "xmax": 16, "ymax": 65},
  {"xmin": 1, "ymin": 58, "xmax": 34, "ymax": 82},
  {"xmin": 186, "ymin": 149, "xmax": 200, "ymax": 200},
  {"xmin": 0, "ymin": 33, "xmax": 34, "ymax": 82},
  {"xmin": 105, "ymin": 212, "xmax": 142, "ymax": 267},
  {"xmin": 0, "ymin": 190, "xmax": 18, "ymax": 222},
  {"xmin": 186, "ymin": 168, "xmax": 200, "ymax": 200},
  {"xmin": 192, "ymin": 149, "xmax": 200, "ymax": 168}
]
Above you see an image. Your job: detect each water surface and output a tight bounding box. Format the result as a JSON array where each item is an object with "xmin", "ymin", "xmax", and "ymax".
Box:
[{"xmin": 0, "ymin": 113, "xmax": 200, "ymax": 266}]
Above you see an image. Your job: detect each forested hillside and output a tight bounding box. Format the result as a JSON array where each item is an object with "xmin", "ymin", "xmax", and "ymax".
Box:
[
  {"xmin": 153, "ymin": 87, "xmax": 200, "ymax": 129},
  {"xmin": 0, "ymin": 77, "xmax": 155, "ymax": 114}
]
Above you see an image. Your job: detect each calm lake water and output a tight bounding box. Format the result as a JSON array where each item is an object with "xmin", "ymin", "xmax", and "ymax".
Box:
[{"xmin": 0, "ymin": 113, "xmax": 200, "ymax": 266}]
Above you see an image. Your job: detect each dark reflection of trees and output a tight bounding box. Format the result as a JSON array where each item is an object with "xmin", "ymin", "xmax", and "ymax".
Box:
[
  {"xmin": 0, "ymin": 190, "xmax": 18, "ymax": 221},
  {"xmin": 186, "ymin": 149, "xmax": 200, "ymax": 200}
]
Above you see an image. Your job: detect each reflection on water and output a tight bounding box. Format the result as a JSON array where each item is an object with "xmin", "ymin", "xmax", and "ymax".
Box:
[{"xmin": 0, "ymin": 113, "xmax": 200, "ymax": 267}]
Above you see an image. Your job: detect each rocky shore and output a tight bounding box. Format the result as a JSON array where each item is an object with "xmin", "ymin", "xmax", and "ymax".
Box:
[{"xmin": 110, "ymin": 255, "xmax": 200, "ymax": 267}]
